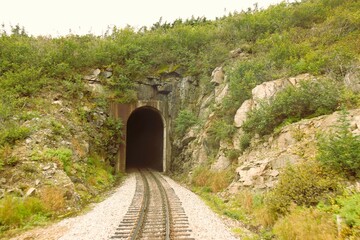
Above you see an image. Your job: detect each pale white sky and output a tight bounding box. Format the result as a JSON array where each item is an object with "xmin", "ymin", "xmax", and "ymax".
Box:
[{"xmin": 0, "ymin": 0, "xmax": 288, "ymax": 36}]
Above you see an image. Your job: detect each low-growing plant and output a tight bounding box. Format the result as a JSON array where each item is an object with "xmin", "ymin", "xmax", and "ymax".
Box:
[
  {"xmin": 225, "ymin": 149, "xmax": 241, "ymax": 161},
  {"xmin": 0, "ymin": 195, "xmax": 48, "ymax": 230},
  {"xmin": 39, "ymin": 186, "xmax": 65, "ymax": 213},
  {"xmin": 50, "ymin": 119, "xmax": 67, "ymax": 136},
  {"xmin": 239, "ymin": 132, "xmax": 252, "ymax": 152},
  {"xmin": 0, "ymin": 125, "xmax": 31, "ymax": 146},
  {"xmin": 0, "ymin": 144, "xmax": 11, "ymax": 169},
  {"xmin": 317, "ymin": 110, "xmax": 360, "ymax": 178},
  {"xmin": 174, "ymin": 109, "xmax": 199, "ymax": 136},
  {"xmin": 273, "ymin": 205, "xmax": 337, "ymax": 240},
  {"xmin": 208, "ymin": 119, "xmax": 235, "ymax": 144},
  {"xmin": 44, "ymin": 148, "xmax": 73, "ymax": 174},
  {"xmin": 243, "ymin": 79, "xmax": 342, "ymax": 137},
  {"xmin": 191, "ymin": 166, "xmax": 233, "ymax": 192},
  {"xmin": 265, "ymin": 160, "xmax": 342, "ymax": 218},
  {"xmin": 337, "ymin": 193, "xmax": 360, "ymax": 229}
]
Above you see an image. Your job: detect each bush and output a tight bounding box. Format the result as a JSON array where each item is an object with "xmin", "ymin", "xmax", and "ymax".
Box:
[
  {"xmin": 239, "ymin": 132, "xmax": 252, "ymax": 152},
  {"xmin": 191, "ymin": 166, "xmax": 233, "ymax": 193},
  {"xmin": 44, "ymin": 148, "xmax": 73, "ymax": 174},
  {"xmin": 39, "ymin": 186, "xmax": 65, "ymax": 213},
  {"xmin": 265, "ymin": 160, "xmax": 342, "ymax": 217},
  {"xmin": 207, "ymin": 120, "xmax": 235, "ymax": 143},
  {"xmin": 0, "ymin": 195, "xmax": 47, "ymax": 229},
  {"xmin": 273, "ymin": 206, "xmax": 337, "ymax": 240},
  {"xmin": 243, "ymin": 79, "xmax": 342, "ymax": 136},
  {"xmin": 337, "ymin": 193, "xmax": 360, "ymax": 228},
  {"xmin": 0, "ymin": 125, "xmax": 31, "ymax": 146},
  {"xmin": 174, "ymin": 109, "xmax": 199, "ymax": 136},
  {"xmin": 317, "ymin": 110, "xmax": 360, "ymax": 178}
]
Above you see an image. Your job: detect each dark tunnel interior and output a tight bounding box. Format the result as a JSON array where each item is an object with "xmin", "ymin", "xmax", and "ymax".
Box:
[{"xmin": 126, "ymin": 107, "xmax": 164, "ymax": 171}]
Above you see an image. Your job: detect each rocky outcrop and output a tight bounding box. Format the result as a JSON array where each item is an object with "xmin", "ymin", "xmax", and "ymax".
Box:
[
  {"xmin": 173, "ymin": 64, "xmax": 360, "ymax": 192},
  {"xmin": 0, "ymin": 68, "xmax": 124, "ymax": 215},
  {"xmin": 344, "ymin": 67, "xmax": 360, "ymax": 92},
  {"xmin": 229, "ymin": 109, "xmax": 360, "ymax": 191},
  {"xmin": 234, "ymin": 74, "xmax": 315, "ymax": 127}
]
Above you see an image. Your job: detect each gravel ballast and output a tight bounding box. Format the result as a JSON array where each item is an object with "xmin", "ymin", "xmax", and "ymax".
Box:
[
  {"xmin": 163, "ymin": 176, "xmax": 238, "ymax": 240},
  {"xmin": 12, "ymin": 172, "xmax": 238, "ymax": 240},
  {"xmin": 59, "ymin": 173, "xmax": 136, "ymax": 240}
]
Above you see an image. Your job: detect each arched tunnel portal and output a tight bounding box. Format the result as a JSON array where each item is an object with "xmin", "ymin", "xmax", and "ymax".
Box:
[{"xmin": 125, "ymin": 107, "xmax": 164, "ymax": 171}]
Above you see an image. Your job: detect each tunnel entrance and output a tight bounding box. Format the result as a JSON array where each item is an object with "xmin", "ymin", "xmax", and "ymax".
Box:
[{"xmin": 126, "ymin": 107, "xmax": 164, "ymax": 171}]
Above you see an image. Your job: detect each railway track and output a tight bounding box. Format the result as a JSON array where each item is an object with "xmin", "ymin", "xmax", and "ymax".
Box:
[{"xmin": 112, "ymin": 169, "xmax": 194, "ymax": 240}]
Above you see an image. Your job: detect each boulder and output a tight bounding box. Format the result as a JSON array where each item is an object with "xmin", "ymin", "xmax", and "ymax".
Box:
[
  {"xmin": 215, "ymin": 84, "xmax": 229, "ymax": 104},
  {"xmin": 102, "ymin": 70, "xmax": 112, "ymax": 78},
  {"xmin": 25, "ymin": 187, "xmax": 36, "ymax": 198},
  {"xmin": 344, "ymin": 67, "xmax": 360, "ymax": 92},
  {"xmin": 210, "ymin": 67, "xmax": 225, "ymax": 85},
  {"xmin": 234, "ymin": 100, "xmax": 252, "ymax": 128},
  {"xmin": 237, "ymin": 164, "xmax": 267, "ymax": 186},
  {"xmin": 211, "ymin": 154, "xmax": 231, "ymax": 171},
  {"xmin": 181, "ymin": 126, "xmax": 197, "ymax": 146},
  {"xmin": 93, "ymin": 68, "xmax": 101, "ymax": 76},
  {"xmin": 234, "ymin": 74, "xmax": 314, "ymax": 128}
]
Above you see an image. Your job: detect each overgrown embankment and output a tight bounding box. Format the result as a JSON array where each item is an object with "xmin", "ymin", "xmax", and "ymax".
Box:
[{"xmin": 1, "ymin": 0, "xmax": 360, "ymax": 239}]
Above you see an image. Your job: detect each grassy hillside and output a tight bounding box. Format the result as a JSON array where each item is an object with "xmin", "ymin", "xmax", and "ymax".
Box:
[{"xmin": 1, "ymin": 0, "xmax": 360, "ymax": 238}]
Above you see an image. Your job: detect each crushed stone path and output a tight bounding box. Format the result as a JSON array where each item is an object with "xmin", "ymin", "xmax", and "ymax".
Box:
[{"xmin": 9, "ymin": 172, "xmax": 239, "ymax": 240}]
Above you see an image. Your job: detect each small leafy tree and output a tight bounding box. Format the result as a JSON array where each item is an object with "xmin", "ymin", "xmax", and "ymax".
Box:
[{"xmin": 317, "ymin": 110, "xmax": 360, "ymax": 178}]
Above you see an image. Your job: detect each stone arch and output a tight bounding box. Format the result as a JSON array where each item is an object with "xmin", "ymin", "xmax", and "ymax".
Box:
[{"xmin": 109, "ymin": 100, "xmax": 169, "ymax": 173}]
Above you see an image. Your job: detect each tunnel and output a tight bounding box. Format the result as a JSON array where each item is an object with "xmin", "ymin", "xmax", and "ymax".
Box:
[{"xmin": 126, "ymin": 107, "xmax": 164, "ymax": 171}]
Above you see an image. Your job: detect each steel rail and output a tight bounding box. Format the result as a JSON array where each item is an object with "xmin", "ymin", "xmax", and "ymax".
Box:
[
  {"xmin": 130, "ymin": 169, "xmax": 150, "ymax": 240},
  {"xmin": 148, "ymin": 170, "xmax": 171, "ymax": 240}
]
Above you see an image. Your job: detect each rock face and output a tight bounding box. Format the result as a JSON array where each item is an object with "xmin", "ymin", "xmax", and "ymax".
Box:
[
  {"xmin": 210, "ymin": 67, "xmax": 225, "ymax": 85},
  {"xmin": 0, "ymin": 67, "xmax": 123, "ymax": 216},
  {"xmin": 231, "ymin": 109, "xmax": 360, "ymax": 190},
  {"xmin": 344, "ymin": 67, "xmax": 360, "ymax": 92},
  {"xmin": 172, "ymin": 64, "xmax": 360, "ymax": 192},
  {"xmin": 234, "ymin": 74, "xmax": 314, "ymax": 127}
]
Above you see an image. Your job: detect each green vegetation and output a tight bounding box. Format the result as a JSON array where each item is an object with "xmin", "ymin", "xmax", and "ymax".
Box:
[
  {"xmin": 174, "ymin": 109, "xmax": 199, "ymax": 136},
  {"xmin": 191, "ymin": 165, "xmax": 234, "ymax": 193},
  {"xmin": 0, "ymin": 195, "xmax": 49, "ymax": 232},
  {"xmin": 242, "ymin": 79, "xmax": 347, "ymax": 138},
  {"xmin": 0, "ymin": 125, "xmax": 31, "ymax": 147},
  {"xmin": 273, "ymin": 206, "xmax": 337, "ymax": 240},
  {"xmin": 208, "ymin": 119, "xmax": 235, "ymax": 144},
  {"xmin": 264, "ymin": 160, "xmax": 342, "ymax": 217},
  {"xmin": 337, "ymin": 193, "xmax": 360, "ymax": 229},
  {"xmin": 194, "ymin": 113, "xmax": 359, "ymax": 239},
  {"xmin": 0, "ymin": 0, "xmax": 360, "ymax": 238},
  {"xmin": 43, "ymin": 148, "xmax": 73, "ymax": 174},
  {"xmin": 317, "ymin": 110, "xmax": 360, "ymax": 178}
]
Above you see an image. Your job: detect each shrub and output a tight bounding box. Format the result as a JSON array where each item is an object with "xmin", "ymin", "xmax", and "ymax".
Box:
[
  {"xmin": 273, "ymin": 205, "xmax": 337, "ymax": 240},
  {"xmin": 39, "ymin": 186, "xmax": 65, "ymax": 213},
  {"xmin": 191, "ymin": 166, "xmax": 233, "ymax": 192},
  {"xmin": 0, "ymin": 125, "xmax": 31, "ymax": 146},
  {"xmin": 239, "ymin": 132, "xmax": 252, "ymax": 152},
  {"xmin": 0, "ymin": 195, "xmax": 47, "ymax": 229},
  {"xmin": 207, "ymin": 120, "xmax": 235, "ymax": 143},
  {"xmin": 337, "ymin": 193, "xmax": 360, "ymax": 228},
  {"xmin": 265, "ymin": 160, "xmax": 342, "ymax": 217},
  {"xmin": 225, "ymin": 149, "xmax": 241, "ymax": 161},
  {"xmin": 174, "ymin": 109, "xmax": 199, "ymax": 136},
  {"xmin": 243, "ymin": 79, "xmax": 342, "ymax": 136},
  {"xmin": 317, "ymin": 110, "xmax": 360, "ymax": 178},
  {"xmin": 44, "ymin": 148, "xmax": 73, "ymax": 174}
]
